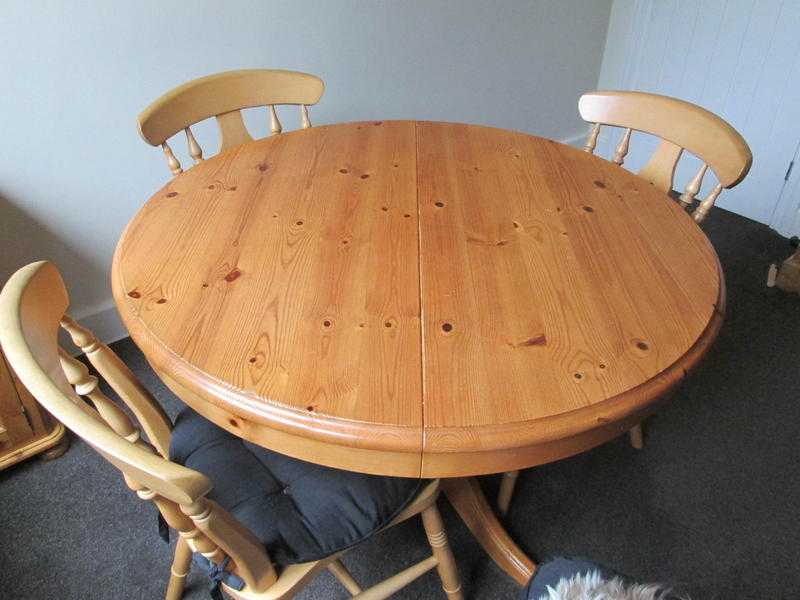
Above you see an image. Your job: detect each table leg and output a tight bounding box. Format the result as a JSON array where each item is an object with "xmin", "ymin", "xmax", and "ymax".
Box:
[{"xmin": 442, "ymin": 477, "xmax": 536, "ymax": 586}]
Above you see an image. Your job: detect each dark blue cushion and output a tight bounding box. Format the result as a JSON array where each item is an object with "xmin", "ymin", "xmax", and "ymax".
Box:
[{"xmin": 170, "ymin": 408, "xmax": 422, "ymax": 565}]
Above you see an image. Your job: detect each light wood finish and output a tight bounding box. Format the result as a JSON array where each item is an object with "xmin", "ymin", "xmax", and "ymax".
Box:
[
  {"xmin": 577, "ymin": 91, "xmax": 751, "ymax": 456},
  {"xmin": 114, "ymin": 121, "xmax": 726, "ymax": 586},
  {"xmin": 327, "ymin": 560, "xmax": 362, "ymax": 595},
  {"xmin": 165, "ymin": 537, "xmax": 193, "ymax": 600},
  {"xmin": 774, "ymin": 248, "xmax": 800, "ymax": 294},
  {"xmin": 629, "ymin": 423, "xmax": 644, "ymax": 450},
  {"xmin": 114, "ymin": 121, "xmax": 724, "ymax": 479},
  {"xmin": 60, "ymin": 314, "xmax": 173, "ymax": 457},
  {"xmin": 0, "ymin": 262, "xmax": 461, "ymax": 599},
  {"xmin": 497, "ymin": 470, "xmax": 520, "ymax": 516},
  {"xmin": 579, "ymin": 90, "xmax": 752, "ymax": 222},
  {"xmin": 443, "ymin": 478, "xmax": 535, "ymax": 586},
  {"xmin": 421, "ymin": 503, "xmax": 463, "ymax": 599},
  {"xmin": 138, "ymin": 69, "xmax": 324, "ymax": 174},
  {"xmin": 116, "ymin": 121, "xmax": 424, "ymax": 477},
  {"xmin": 0, "ymin": 344, "xmax": 68, "ymax": 470}
]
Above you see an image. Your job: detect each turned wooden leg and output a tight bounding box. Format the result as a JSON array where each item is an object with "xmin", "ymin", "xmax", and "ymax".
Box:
[
  {"xmin": 497, "ymin": 470, "xmax": 520, "ymax": 515},
  {"xmin": 165, "ymin": 536, "xmax": 192, "ymax": 600},
  {"xmin": 443, "ymin": 477, "xmax": 535, "ymax": 586},
  {"xmin": 629, "ymin": 424, "xmax": 644, "ymax": 449},
  {"xmin": 421, "ymin": 504, "xmax": 464, "ymax": 600}
]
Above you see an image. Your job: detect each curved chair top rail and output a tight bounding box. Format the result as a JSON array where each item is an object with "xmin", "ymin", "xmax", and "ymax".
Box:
[
  {"xmin": 0, "ymin": 261, "xmax": 211, "ymax": 505},
  {"xmin": 138, "ymin": 68, "xmax": 325, "ymax": 147},
  {"xmin": 579, "ymin": 90, "xmax": 752, "ymax": 188}
]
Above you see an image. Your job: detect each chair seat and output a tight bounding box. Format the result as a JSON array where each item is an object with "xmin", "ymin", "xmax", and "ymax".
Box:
[{"xmin": 170, "ymin": 408, "xmax": 423, "ymax": 565}]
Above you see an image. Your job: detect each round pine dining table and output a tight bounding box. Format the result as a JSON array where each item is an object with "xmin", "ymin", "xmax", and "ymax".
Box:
[{"xmin": 113, "ymin": 120, "xmax": 724, "ymax": 585}]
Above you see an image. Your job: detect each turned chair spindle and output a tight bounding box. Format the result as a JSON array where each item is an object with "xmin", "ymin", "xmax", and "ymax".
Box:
[
  {"xmin": 679, "ymin": 163, "xmax": 708, "ymax": 208},
  {"xmin": 161, "ymin": 142, "xmax": 182, "ymax": 176},
  {"xmin": 138, "ymin": 69, "xmax": 325, "ymax": 176},
  {"xmin": 268, "ymin": 105, "xmax": 282, "ymax": 135},
  {"xmin": 612, "ymin": 127, "xmax": 632, "ymax": 166},
  {"xmin": 583, "ymin": 123, "xmax": 601, "ymax": 154},
  {"xmin": 185, "ymin": 127, "xmax": 203, "ymax": 164}
]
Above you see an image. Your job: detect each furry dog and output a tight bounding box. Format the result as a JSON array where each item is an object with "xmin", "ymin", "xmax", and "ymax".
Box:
[
  {"xmin": 523, "ymin": 557, "xmax": 684, "ymax": 600},
  {"xmin": 534, "ymin": 569, "xmax": 678, "ymax": 600}
]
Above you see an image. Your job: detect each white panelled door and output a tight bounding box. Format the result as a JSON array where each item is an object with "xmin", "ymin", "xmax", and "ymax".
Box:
[{"xmin": 597, "ymin": 0, "xmax": 800, "ymax": 237}]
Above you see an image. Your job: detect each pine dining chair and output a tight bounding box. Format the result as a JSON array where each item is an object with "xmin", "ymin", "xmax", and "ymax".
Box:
[
  {"xmin": 138, "ymin": 69, "xmax": 325, "ymax": 176},
  {"xmin": 0, "ymin": 262, "xmax": 463, "ymax": 600},
  {"xmin": 496, "ymin": 90, "xmax": 752, "ymax": 516}
]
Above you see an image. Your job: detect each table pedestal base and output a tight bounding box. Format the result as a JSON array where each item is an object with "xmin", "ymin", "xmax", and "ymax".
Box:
[{"xmin": 442, "ymin": 477, "xmax": 536, "ymax": 586}]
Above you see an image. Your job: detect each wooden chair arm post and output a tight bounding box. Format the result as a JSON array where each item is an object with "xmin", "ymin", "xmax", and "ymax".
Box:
[{"xmin": 182, "ymin": 498, "xmax": 277, "ymax": 593}]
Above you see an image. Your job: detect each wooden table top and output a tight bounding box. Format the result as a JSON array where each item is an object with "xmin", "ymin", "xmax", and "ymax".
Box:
[{"xmin": 113, "ymin": 121, "xmax": 724, "ymax": 478}]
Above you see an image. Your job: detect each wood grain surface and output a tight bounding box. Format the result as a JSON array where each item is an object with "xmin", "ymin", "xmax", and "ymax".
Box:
[{"xmin": 113, "ymin": 121, "xmax": 723, "ymax": 478}]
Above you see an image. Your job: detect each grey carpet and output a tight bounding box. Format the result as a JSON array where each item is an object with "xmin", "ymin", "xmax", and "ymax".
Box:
[{"xmin": 1, "ymin": 208, "xmax": 798, "ymax": 600}]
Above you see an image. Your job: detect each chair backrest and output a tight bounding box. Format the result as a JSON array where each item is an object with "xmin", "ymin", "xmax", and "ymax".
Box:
[
  {"xmin": 0, "ymin": 261, "xmax": 277, "ymax": 593},
  {"xmin": 578, "ymin": 90, "xmax": 752, "ymax": 223},
  {"xmin": 138, "ymin": 69, "xmax": 325, "ymax": 176}
]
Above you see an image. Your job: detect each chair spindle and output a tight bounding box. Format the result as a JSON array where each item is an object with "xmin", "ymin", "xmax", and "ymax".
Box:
[
  {"xmin": 584, "ymin": 123, "xmax": 601, "ymax": 154},
  {"xmin": 693, "ymin": 182, "xmax": 723, "ymax": 223},
  {"xmin": 58, "ymin": 349, "xmax": 140, "ymax": 443},
  {"xmin": 300, "ymin": 104, "xmax": 311, "ymax": 129},
  {"xmin": 59, "ymin": 314, "xmax": 173, "ymax": 457},
  {"xmin": 161, "ymin": 142, "xmax": 183, "ymax": 176},
  {"xmin": 679, "ymin": 163, "xmax": 708, "ymax": 208},
  {"xmin": 268, "ymin": 105, "xmax": 282, "ymax": 135},
  {"xmin": 613, "ymin": 128, "xmax": 632, "ymax": 166},
  {"xmin": 185, "ymin": 127, "xmax": 203, "ymax": 164}
]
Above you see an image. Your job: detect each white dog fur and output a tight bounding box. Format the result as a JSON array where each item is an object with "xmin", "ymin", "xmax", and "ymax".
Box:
[{"xmin": 536, "ymin": 569, "xmax": 680, "ymax": 600}]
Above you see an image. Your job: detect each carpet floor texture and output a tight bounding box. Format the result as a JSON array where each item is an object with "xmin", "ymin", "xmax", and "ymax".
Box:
[{"xmin": 1, "ymin": 208, "xmax": 798, "ymax": 600}]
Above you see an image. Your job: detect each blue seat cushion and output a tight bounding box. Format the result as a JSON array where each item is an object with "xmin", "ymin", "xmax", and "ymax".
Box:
[{"xmin": 170, "ymin": 408, "xmax": 423, "ymax": 565}]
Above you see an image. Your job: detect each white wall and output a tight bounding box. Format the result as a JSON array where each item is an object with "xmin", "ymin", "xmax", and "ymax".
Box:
[
  {"xmin": 596, "ymin": 0, "xmax": 800, "ymax": 237},
  {"xmin": 0, "ymin": 0, "xmax": 613, "ymax": 342}
]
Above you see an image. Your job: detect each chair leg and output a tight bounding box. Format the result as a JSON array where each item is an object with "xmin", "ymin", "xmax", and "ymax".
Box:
[
  {"xmin": 629, "ymin": 424, "xmax": 644, "ymax": 449},
  {"xmin": 328, "ymin": 558, "xmax": 363, "ymax": 595},
  {"xmin": 165, "ymin": 536, "xmax": 192, "ymax": 600},
  {"xmin": 497, "ymin": 470, "xmax": 520, "ymax": 515},
  {"xmin": 421, "ymin": 504, "xmax": 464, "ymax": 600}
]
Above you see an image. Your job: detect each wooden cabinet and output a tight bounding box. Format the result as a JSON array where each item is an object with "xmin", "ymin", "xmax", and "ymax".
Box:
[{"xmin": 0, "ymin": 347, "xmax": 68, "ymax": 469}]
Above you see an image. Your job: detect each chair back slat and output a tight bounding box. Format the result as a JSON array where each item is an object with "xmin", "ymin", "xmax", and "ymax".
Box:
[
  {"xmin": 138, "ymin": 69, "xmax": 324, "ymax": 174},
  {"xmin": 60, "ymin": 314, "xmax": 172, "ymax": 457},
  {"xmin": 578, "ymin": 90, "xmax": 752, "ymax": 222},
  {"xmin": 215, "ymin": 110, "xmax": 254, "ymax": 153},
  {"xmin": 638, "ymin": 139, "xmax": 683, "ymax": 192}
]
